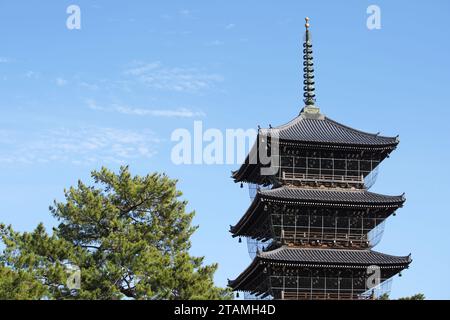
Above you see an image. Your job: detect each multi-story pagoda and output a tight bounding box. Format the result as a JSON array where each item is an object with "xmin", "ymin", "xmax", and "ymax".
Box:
[{"xmin": 228, "ymin": 18, "xmax": 411, "ymax": 300}]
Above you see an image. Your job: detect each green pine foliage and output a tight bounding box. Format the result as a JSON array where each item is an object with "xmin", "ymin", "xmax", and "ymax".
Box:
[
  {"xmin": 0, "ymin": 166, "xmax": 232, "ymax": 300},
  {"xmin": 378, "ymin": 293, "xmax": 425, "ymax": 300},
  {"xmin": 397, "ymin": 293, "xmax": 426, "ymax": 300},
  {"xmin": 0, "ymin": 265, "xmax": 47, "ymax": 300}
]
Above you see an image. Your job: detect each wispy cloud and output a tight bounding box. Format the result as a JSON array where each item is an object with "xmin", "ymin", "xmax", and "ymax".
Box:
[
  {"xmin": 86, "ymin": 99, "xmax": 107, "ymax": 111},
  {"xmin": 24, "ymin": 71, "xmax": 39, "ymax": 79},
  {"xmin": 225, "ymin": 23, "xmax": 235, "ymax": 30},
  {"xmin": 0, "ymin": 127, "xmax": 159, "ymax": 165},
  {"xmin": 179, "ymin": 9, "xmax": 192, "ymax": 17},
  {"xmin": 56, "ymin": 77, "xmax": 68, "ymax": 86},
  {"xmin": 115, "ymin": 105, "xmax": 205, "ymax": 117},
  {"xmin": 12, "ymin": 61, "xmax": 221, "ymax": 95},
  {"xmin": 124, "ymin": 61, "xmax": 223, "ymax": 92},
  {"xmin": 207, "ymin": 40, "xmax": 225, "ymax": 46},
  {"xmin": 0, "ymin": 57, "xmax": 10, "ymax": 63},
  {"xmin": 79, "ymin": 81, "xmax": 99, "ymax": 90},
  {"xmin": 86, "ymin": 99, "xmax": 205, "ymax": 118}
]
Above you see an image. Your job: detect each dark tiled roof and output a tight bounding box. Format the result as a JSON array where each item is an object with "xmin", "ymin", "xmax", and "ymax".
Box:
[
  {"xmin": 260, "ymin": 114, "xmax": 398, "ymax": 147},
  {"xmin": 231, "ymin": 113, "xmax": 398, "ymax": 183},
  {"xmin": 259, "ymin": 187, "xmax": 405, "ymax": 206},
  {"xmin": 229, "ymin": 246, "xmax": 411, "ymax": 290},
  {"xmin": 230, "ymin": 186, "xmax": 403, "ymax": 237},
  {"xmin": 259, "ymin": 247, "xmax": 411, "ymax": 266}
]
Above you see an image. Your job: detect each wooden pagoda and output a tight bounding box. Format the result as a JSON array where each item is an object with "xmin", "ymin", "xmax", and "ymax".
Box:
[{"xmin": 228, "ymin": 18, "xmax": 411, "ymax": 300}]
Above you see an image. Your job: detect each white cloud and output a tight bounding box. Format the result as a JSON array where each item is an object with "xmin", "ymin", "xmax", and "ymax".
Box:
[
  {"xmin": 56, "ymin": 77, "xmax": 68, "ymax": 86},
  {"xmin": 79, "ymin": 81, "xmax": 99, "ymax": 90},
  {"xmin": 179, "ymin": 9, "xmax": 192, "ymax": 17},
  {"xmin": 125, "ymin": 62, "xmax": 161, "ymax": 76},
  {"xmin": 0, "ymin": 127, "xmax": 159, "ymax": 165},
  {"xmin": 207, "ymin": 40, "xmax": 224, "ymax": 46},
  {"xmin": 0, "ymin": 57, "xmax": 9, "ymax": 63},
  {"xmin": 115, "ymin": 105, "xmax": 205, "ymax": 118},
  {"xmin": 225, "ymin": 23, "xmax": 235, "ymax": 30},
  {"xmin": 86, "ymin": 99, "xmax": 107, "ymax": 111},
  {"xmin": 124, "ymin": 61, "xmax": 223, "ymax": 92},
  {"xmin": 25, "ymin": 71, "xmax": 39, "ymax": 79},
  {"xmin": 86, "ymin": 99, "xmax": 205, "ymax": 118}
]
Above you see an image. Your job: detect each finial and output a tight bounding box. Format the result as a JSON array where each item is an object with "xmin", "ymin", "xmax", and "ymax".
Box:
[{"xmin": 302, "ymin": 16, "xmax": 316, "ymax": 108}]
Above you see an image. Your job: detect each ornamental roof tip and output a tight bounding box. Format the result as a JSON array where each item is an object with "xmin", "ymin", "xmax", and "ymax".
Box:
[{"xmin": 300, "ymin": 106, "xmax": 324, "ymax": 120}]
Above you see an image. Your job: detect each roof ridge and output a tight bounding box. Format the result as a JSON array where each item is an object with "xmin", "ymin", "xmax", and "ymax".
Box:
[
  {"xmin": 262, "ymin": 114, "xmax": 304, "ymax": 131},
  {"xmin": 261, "ymin": 245, "xmax": 412, "ymax": 261},
  {"xmin": 257, "ymin": 113, "xmax": 399, "ymax": 148},
  {"xmin": 259, "ymin": 186, "xmax": 403, "ymax": 197},
  {"xmin": 262, "ymin": 114, "xmax": 396, "ymax": 140},
  {"xmin": 257, "ymin": 246, "xmax": 284, "ymax": 258},
  {"xmin": 324, "ymin": 116, "xmax": 397, "ymax": 140}
]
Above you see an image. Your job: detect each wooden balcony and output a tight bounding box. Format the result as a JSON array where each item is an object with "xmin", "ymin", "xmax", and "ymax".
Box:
[
  {"xmin": 280, "ymin": 230, "xmax": 369, "ymax": 248},
  {"xmin": 281, "ymin": 291, "xmax": 371, "ymax": 300},
  {"xmin": 281, "ymin": 171, "xmax": 364, "ymax": 186}
]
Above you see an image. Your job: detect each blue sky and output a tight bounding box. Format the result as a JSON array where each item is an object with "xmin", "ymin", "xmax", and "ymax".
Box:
[{"xmin": 0, "ymin": 1, "xmax": 449, "ymax": 299}]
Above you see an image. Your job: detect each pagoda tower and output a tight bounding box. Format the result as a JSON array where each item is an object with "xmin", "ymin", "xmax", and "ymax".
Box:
[{"xmin": 228, "ymin": 18, "xmax": 411, "ymax": 300}]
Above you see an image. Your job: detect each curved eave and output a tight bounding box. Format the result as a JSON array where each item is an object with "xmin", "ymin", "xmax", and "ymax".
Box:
[
  {"xmin": 228, "ymin": 257, "xmax": 263, "ymax": 290},
  {"xmin": 229, "ymin": 250, "xmax": 411, "ymax": 292},
  {"xmin": 231, "ymin": 162, "xmax": 258, "ymax": 183},
  {"xmin": 230, "ymin": 188, "xmax": 405, "ymax": 238},
  {"xmin": 261, "ymin": 258, "xmax": 412, "ymax": 269},
  {"xmin": 260, "ymin": 195, "xmax": 405, "ymax": 209},
  {"xmin": 275, "ymin": 137, "xmax": 399, "ymax": 151},
  {"xmin": 231, "ymin": 140, "xmax": 261, "ymax": 183},
  {"xmin": 228, "ymin": 260, "xmax": 409, "ymax": 290},
  {"xmin": 230, "ymin": 194, "xmax": 263, "ymax": 237}
]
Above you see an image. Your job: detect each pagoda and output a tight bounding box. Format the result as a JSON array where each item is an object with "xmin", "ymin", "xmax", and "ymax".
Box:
[{"xmin": 228, "ymin": 18, "xmax": 411, "ymax": 300}]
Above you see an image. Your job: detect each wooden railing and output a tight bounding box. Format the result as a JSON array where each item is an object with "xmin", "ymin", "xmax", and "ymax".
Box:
[
  {"xmin": 281, "ymin": 171, "xmax": 364, "ymax": 185},
  {"xmin": 281, "ymin": 230, "xmax": 368, "ymax": 243},
  {"xmin": 281, "ymin": 291, "xmax": 370, "ymax": 300}
]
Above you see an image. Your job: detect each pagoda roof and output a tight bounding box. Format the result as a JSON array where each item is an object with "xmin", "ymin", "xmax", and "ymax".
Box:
[
  {"xmin": 260, "ymin": 112, "xmax": 399, "ymax": 148},
  {"xmin": 259, "ymin": 186, "xmax": 405, "ymax": 206},
  {"xmin": 258, "ymin": 247, "xmax": 411, "ymax": 266},
  {"xmin": 231, "ymin": 186, "xmax": 404, "ymax": 237},
  {"xmin": 229, "ymin": 246, "xmax": 411, "ymax": 290},
  {"xmin": 232, "ymin": 112, "xmax": 398, "ymax": 183}
]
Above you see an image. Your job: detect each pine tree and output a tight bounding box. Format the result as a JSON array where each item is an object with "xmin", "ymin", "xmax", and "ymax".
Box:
[
  {"xmin": 0, "ymin": 265, "xmax": 47, "ymax": 300},
  {"xmin": 0, "ymin": 166, "xmax": 232, "ymax": 300}
]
